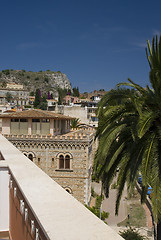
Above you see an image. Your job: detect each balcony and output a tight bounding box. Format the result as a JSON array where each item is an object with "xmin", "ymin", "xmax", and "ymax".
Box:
[{"xmin": 0, "ymin": 134, "xmax": 123, "ymax": 240}]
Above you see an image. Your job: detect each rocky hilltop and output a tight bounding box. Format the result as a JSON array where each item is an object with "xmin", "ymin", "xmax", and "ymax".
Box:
[{"xmin": 0, "ymin": 69, "xmax": 72, "ymax": 95}]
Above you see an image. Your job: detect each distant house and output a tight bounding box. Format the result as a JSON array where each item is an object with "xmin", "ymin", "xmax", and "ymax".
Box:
[
  {"xmin": 0, "ymin": 109, "xmax": 72, "ymax": 136},
  {"xmin": 63, "ymin": 95, "xmax": 80, "ymax": 105},
  {"xmin": 0, "ymin": 84, "xmax": 29, "ymax": 107}
]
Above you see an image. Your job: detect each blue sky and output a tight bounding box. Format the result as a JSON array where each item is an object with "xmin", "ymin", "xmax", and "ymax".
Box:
[{"xmin": 0, "ymin": 0, "xmax": 161, "ymax": 92}]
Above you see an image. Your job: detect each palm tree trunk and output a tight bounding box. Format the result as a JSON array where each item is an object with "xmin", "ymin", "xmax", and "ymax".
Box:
[{"xmin": 157, "ymin": 220, "xmax": 161, "ymax": 240}]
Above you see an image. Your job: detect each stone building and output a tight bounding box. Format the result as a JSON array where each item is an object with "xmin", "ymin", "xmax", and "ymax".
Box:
[
  {"xmin": 0, "ymin": 109, "xmax": 95, "ymax": 204},
  {"xmin": 0, "ymin": 84, "xmax": 29, "ymax": 106}
]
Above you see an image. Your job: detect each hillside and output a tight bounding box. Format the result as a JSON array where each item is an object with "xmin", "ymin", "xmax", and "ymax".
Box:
[{"xmin": 0, "ymin": 69, "xmax": 72, "ymax": 96}]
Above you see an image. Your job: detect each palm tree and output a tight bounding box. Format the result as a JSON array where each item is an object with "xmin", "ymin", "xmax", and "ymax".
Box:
[
  {"xmin": 70, "ymin": 118, "xmax": 80, "ymax": 129},
  {"xmin": 94, "ymin": 36, "xmax": 161, "ymax": 240}
]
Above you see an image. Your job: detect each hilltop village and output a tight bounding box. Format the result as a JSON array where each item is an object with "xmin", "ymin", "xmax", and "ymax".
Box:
[
  {"xmin": 0, "ymin": 70, "xmax": 106, "ymax": 204},
  {"xmin": 0, "ymin": 70, "xmax": 154, "ymax": 240}
]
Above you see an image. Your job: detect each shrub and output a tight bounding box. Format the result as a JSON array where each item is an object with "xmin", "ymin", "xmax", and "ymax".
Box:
[
  {"xmin": 111, "ymin": 181, "xmax": 118, "ymax": 189},
  {"xmin": 2, "ymin": 69, "xmax": 10, "ymax": 75},
  {"xmin": 44, "ymin": 77, "xmax": 49, "ymax": 83},
  {"xmin": 24, "ymin": 105, "xmax": 31, "ymax": 108},
  {"xmin": 91, "ymin": 187, "xmax": 97, "ymax": 197},
  {"xmin": 120, "ymin": 227, "xmax": 147, "ymax": 240},
  {"xmin": 85, "ymin": 205, "xmax": 109, "ymax": 221}
]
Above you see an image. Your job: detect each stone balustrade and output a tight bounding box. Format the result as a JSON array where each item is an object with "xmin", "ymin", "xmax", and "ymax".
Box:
[{"xmin": 0, "ymin": 134, "xmax": 123, "ymax": 240}]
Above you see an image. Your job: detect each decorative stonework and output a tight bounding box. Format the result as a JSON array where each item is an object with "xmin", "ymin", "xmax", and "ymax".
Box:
[{"xmin": 5, "ymin": 130, "xmax": 95, "ymax": 205}]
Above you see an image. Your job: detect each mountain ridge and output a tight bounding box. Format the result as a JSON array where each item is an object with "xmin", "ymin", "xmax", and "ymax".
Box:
[{"xmin": 0, "ymin": 69, "xmax": 72, "ymax": 96}]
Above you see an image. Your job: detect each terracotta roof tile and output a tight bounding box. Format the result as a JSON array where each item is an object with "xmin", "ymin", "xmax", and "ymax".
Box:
[{"xmin": 0, "ymin": 109, "xmax": 73, "ymax": 120}]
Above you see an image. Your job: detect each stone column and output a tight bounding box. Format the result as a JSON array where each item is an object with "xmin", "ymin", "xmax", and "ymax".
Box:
[
  {"xmin": 50, "ymin": 119, "xmax": 54, "ymax": 136},
  {"xmin": 56, "ymin": 119, "xmax": 58, "ymax": 134},
  {"xmin": 28, "ymin": 119, "xmax": 32, "ymax": 135}
]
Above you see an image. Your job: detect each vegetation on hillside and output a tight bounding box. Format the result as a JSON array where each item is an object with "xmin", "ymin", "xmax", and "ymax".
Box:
[
  {"xmin": 0, "ymin": 69, "xmax": 72, "ymax": 97},
  {"xmin": 34, "ymin": 89, "xmax": 47, "ymax": 110}
]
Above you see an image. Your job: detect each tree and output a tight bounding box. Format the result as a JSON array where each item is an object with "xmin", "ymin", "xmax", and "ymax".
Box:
[
  {"xmin": 57, "ymin": 88, "xmax": 68, "ymax": 105},
  {"xmin": 39, "ymin": 96, "xmax": 47, "ymax": 110},
  {"xmin": 34, "ymin": 89, "xmax": 41, "ymax": 108},
  {"xmin": 1, "ymin": 80, "xmax": 7, "ymax": 88},
  {"xmin": 6, "ymin": 92, "xmax": 12, "ymax": 102},
  {"xmin": 70, "ymin": 118, "xmax": 80, "ymax": 129},
  {"xmin": 73, "ymin": 87, "xmax": 80, "ymax": 97},
  {"xmin": 119, "ymin": 227, "xmax": 146, "ymax": 240},
  {"xmin": 94, "ymin": 36, "xmax": 161, "ymax": 240}
]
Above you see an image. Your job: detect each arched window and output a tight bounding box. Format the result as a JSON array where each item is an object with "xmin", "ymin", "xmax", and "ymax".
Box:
[
  {"xmin": 28, "ymin": 154, "xmax": 33, "ymax": 161},
  {"xmin": 59, "ymin": 154, "xmax": 71, "ymax": 169},
  {"xmin": 59, "ymin": 155, "xmax": 64, "ymax": 169},
  {"xmin": 65, "ymin": 155, "xmax": 70, "ymax": 169},
  {"xmin": 65, "ymin": 187, "xmax": 72, "ymax": 194}
]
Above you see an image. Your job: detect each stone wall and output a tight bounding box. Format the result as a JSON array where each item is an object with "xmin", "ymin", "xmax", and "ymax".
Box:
[{"xmin": 6, "ymin": 131, "xmax": 95, "ymax": 205}]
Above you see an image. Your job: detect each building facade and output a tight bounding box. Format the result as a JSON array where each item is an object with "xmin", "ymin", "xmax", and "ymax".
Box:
[
  {"xmin": 0, "ymin": 109, "xmax": 95, "ymax": 204},
  {"xmin": 0, "ymin": 85, "xmax": 29, "ymax": 106}
]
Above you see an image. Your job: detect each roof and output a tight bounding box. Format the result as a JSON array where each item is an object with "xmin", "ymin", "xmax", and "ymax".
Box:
[{"xmin": 0, "ymin": 109, "xmax": 73, "ymax": 120}]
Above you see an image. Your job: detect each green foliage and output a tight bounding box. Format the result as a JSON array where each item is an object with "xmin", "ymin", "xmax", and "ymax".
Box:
[
  {"xmin": 2, "ymin": 69, "xmax": 10, "ymax": 75},
  {"xmin": 73, "ymin": 87, "xmax": 80, "ymax": 97},
  {"xmin": 1, "ymin": 80, "xmax": 7, "ymax": 88},
  {"xmin": 40, "ymin": 96, "xmax": 47, "ymax": 110},
  {"xmin": 35, "ymin": 77, "xmax": 39, "ymax": 81},
  {"xmin": 111, "ymin": 181, "xmax": 118, "ymax": 189},
  {"xmin": 85, "ymin": 194, "xmax": 108, "ymax": 221},
  {"xmin": 34, "ymin": 89, "xmax": 47, "ymax": 110},
  {"xmin": 34, "ymin": 89, "xmax": 41, "ymax": 108},
  {"xmin": 70, "ymin": 118, "xmax": 79, "ymax": 129},
  {"xmin": 92, "ymin": 174, "xmax": 99, "ymax": 182},
  {"xmin": 95, "ymin": 195, "xmax": 104, "ymax": 209},
  {"xmin": 119, "ymin": 227, "xmax": 146, "ymax": 240},
  {"xmin": 27, "ymin": 75, "xmax": 30, "ymax": 79},
  {"xmin": 57, "ymin": 88, "xmax": 68, "ymax": 105},
  {"xmin": 91, "ymin": 187, "xmax": 97, "ymax": 197},
  {"xmin": 6, "ymin": 92, "xmax": 12, "ymax": 102},
  {"xmin": 30, "ymin": 91, "xmax": 34, "ymax": 96},
  {"xmin": 94, "ymin": 35, "xmax": 161, "ymax": 227},
  {"xmin": 99, "ymin": 89, "xmax": 105, "ymax": 91},
  {"xmin": 24, "ymin": 105, "xmax": 31, "ymax": 108}
]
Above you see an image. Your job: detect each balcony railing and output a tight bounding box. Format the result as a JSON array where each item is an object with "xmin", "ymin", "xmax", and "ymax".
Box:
[{"xmin": 0, "ymin": 134, "xmax": 123, "ymax": 240}]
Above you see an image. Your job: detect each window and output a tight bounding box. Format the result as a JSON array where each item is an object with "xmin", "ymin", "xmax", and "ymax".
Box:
[
  {"xmin": 28, "ymin": 154, "xmax": 33, "ymax": 161},
  {"xmin": 42, "ymin": 119, "xmax": 49, "ymax": 123},
  {"xmin": 32, "ymin": 119, "xmax": 40, "ymax": 122},
  {"xmin": 59, "ymin": 154, "xmax": 70, "ymax": 169},
  {"xmin": 59, "ymin": 155, "xmax": 64, "ymax": 169},
  {"xmin": 65, "ymin": 155, "xmax": 70, "ymax": 169},
  {"xmin": 11, "ymin": 119, "xmax": 19, "ymax": 122},
  {"xmin": 20, "ymin": 119, "xmax": 28, "ymax": 122},
  {"xmin": 65, "ymin": 187, "xmax": 72, "ymax": 194}
]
